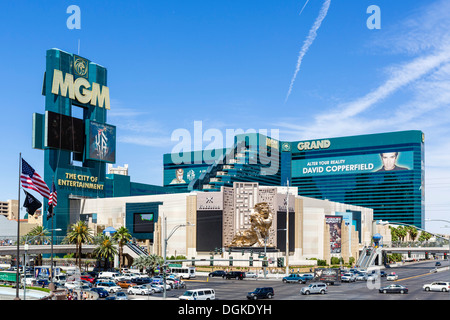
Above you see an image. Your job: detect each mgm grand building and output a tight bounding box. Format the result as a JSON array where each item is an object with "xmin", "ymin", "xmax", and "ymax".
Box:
[{"xmin": 79, "ymin": 182, "xmax": 389, "ymax": 267}]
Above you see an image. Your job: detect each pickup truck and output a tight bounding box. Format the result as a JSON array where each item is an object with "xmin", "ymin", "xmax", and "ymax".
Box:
[{"xmin": 282, "ymin": 273, "xmax": 309, "ymax": 284}]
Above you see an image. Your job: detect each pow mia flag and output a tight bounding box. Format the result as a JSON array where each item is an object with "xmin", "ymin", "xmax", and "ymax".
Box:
[{"xmin": 23, "ymin": 190, "xmax": 42, "ymax": 216}]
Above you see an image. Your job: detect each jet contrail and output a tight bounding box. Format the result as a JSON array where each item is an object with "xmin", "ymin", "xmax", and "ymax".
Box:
[
  {"xmin": 285, "ymin": 0, "xmax": 331, "ymax": 103},
  {"xmin": 299, "ymin": 0, "xmax": 310, "ymax": 16}
]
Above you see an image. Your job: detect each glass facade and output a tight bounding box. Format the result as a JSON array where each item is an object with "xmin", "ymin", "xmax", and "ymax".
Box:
[
  {"xmin": 164, "ymin": 130, "xmax": 425, "ymax": 228},
  {"xmin": 289, "ymin": 131, "xmax": 424, "ymax": 228}
]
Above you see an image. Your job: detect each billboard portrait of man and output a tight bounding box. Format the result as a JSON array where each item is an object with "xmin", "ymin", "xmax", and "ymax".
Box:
[
  {"xmin": 376, "ymin": 152, "xmax": 409, "ymax": 172},
  {"xmin": 170, "ymin": 168, "xmax": 186, "ymax": 184}
]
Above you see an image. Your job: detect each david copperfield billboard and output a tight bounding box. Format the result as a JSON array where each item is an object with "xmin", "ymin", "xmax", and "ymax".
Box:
[{"xmin": 292, "ymin": 151, "xmax": 413, "ymax": 177}]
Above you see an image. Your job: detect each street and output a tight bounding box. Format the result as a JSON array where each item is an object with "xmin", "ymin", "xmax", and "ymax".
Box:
[{"xmin": 153, "ymin": 260, "xmax": 450, "ymax": 301}]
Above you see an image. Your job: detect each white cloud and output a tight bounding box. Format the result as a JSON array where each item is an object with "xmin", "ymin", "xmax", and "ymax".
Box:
[
  {"xmin": 276, "ymin": 0, "xmax": 450, "ymax": 234},
  {"xmin": 285, "ymin": 0, "xmax": 331, "ymax": 103}
]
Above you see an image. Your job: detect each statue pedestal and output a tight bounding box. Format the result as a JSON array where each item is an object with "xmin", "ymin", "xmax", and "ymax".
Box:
[{"xmin": 226, "ymin": 246, "xmax": 278, "ymax": 253}]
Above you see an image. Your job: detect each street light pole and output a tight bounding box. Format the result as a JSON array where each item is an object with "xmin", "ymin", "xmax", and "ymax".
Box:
[
  {"xmin": 162, "ymin": 215, "xmax": 194, "ymax": 299},
  {"xmin": 49, "ymin": 228, "xmax": 61, "ymax": 291},
  {"xmin": 285, "ymin": 179, "xmax": 289, "ymax": 275}
]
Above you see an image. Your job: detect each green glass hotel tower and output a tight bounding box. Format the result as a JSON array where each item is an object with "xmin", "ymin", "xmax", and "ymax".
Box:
[{"xmin": 164, "ymin": 130, "xmax": 425, "ymax": 228}]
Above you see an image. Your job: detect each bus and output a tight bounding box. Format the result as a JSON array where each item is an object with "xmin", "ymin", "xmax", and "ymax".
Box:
[{"xmin": 169, "ymin": 266, "xmax": 196, "ymax": 279}]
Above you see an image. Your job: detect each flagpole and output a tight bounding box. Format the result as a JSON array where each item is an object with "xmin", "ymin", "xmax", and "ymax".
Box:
[
  {"xmin": 15, "ymin": 153, "xmax": 21, "ymax": 300},
  {"xmin": 50, "ymin": 176, "xmax": 54, "ymax": 289}
]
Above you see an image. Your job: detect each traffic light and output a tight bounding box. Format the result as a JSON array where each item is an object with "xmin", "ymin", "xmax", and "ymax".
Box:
[
  {"xmin": 262, "ymin": 257, "xmax": 268, "ymax": 267},
  {"xmin": 210, "ymin": 255, "xmax": 213, "ymax": 266},
  {"xmin": 277, "ymin": 257, "xmax": 284, "ymax": 267},
  {"xmin": 249, "ymin": 256, "xmax": 253, "ymax": 267},
  {"xmin": 425, "ymin": 251, "xmax": 429, "ymax": 259},
  {"xmin": 444, "ymin": 252, "xmax": 447, "ymax": 260},
  {"xmin": 408, "ymin": 251, "xmax": 411, "ymax": 258},
  {"xmin": 229, "ymin": 256, "xmax": 233, "ymax": 266}
]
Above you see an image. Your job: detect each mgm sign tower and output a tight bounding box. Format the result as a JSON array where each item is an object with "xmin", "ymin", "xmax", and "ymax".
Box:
[{"xmin": 33, "ymin": 48, "xmax": 116, "ymax": 236}]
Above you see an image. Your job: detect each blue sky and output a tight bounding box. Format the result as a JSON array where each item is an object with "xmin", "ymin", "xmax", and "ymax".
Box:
[{"xmin": 1, "ymin": 1, "xmax": 449, "ymax": 234}]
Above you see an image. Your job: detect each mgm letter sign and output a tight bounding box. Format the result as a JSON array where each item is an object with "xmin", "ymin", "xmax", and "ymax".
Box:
[{"xmin": 33, "ymin": 48, "xmax": 116, "ymax": 234}]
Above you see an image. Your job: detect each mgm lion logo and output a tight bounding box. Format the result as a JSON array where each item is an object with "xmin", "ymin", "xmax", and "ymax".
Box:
[
  {"xmin": 74, "ymin": 56, "xmax": 88, "ymax": 78},
  {"xmin": 229, "ymin": 202, "xmax": 273, "ymax": 247}
]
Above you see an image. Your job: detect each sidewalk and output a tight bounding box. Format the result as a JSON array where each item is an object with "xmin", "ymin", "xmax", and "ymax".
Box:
[{"xmin": 0, "ymin": 287, "xmax": 50, "ymax": 300}]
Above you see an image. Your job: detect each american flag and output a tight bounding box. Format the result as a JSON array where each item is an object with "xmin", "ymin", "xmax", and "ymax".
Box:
[
  {"xmin": 48, "ymin": 181, "xmax": 57, "ymax": 207},
  {"xmin": 20, "ymin": 158, "xmax": 50, "ymax": 199}
]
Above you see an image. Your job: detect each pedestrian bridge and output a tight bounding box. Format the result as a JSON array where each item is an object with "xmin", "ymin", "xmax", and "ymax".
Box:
[
  {"xmin": 0, "ymin": 243, "xmax": 147, "ymax": 258},
  {"xmin": 0, "ymin": 244, "xmax": 97, "ymax": 256}
]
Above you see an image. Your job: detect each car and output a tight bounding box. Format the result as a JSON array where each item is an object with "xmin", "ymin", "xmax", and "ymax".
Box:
[
  {"xmin": 179, "ymin": 289, "xmax": 216, "ymax": 300},
  {"xmin": 131, "ymin": 277, "xmax": 152, "ymax": 285},
  {"xmin": 300, "ymin": 283, "xmax": 328, "ymax": 295},
  {"xmin": 80, "ymin": 280, "xmax": 93, "ymax": 287},
  {"xmin": 117, "ymin": 280, "xmax": 136, "ymax": 288},
  {"xmin": 356, "ymin": 273, "xmax": 368, "ymax": 281},
  {"xmin": 208, "ymin": 270, "xmax": 226, "ymax": 278},
  {"xmin": 386, "ymin": 273, "xmax": 398, "ymax": 281},
  {"xmin": 144, "ymin": 283, "xmax": 163, "ymax": 293},
  {"xmin": 96, "ymin": 282, "xmax": 122, "ymax": 293},
  {"xmin": 65, "ymin": 281, "xmax": 83, "ymax": 289},
  {"xmin": 379, "ymin": 284, "xmax": 408, "ymax": 294},
  {"xmin": 90, "ymin": 287, "xmax": 109, "ymax": 298},
  {"xmin": 80, "ymin": 275, "xmax": 95, "ymax": 284},
  {"xmin": 341, "ymin": 273, "xmax": 356, "ymax": 282},
  {"xmin": 246, "ymin": 272, "xmax": 258, "ymax": 278},
  {"xmin": 282, "ymin": 273, "xmax": 308, "ymax": 284},
  {"xmin": 224, "ymin": 271, "xmax": 245, "ymax": 280},
  {"xmin": 127, "ymin": 284, "xmax": 154, "ymax": 295},
  {"xmin": 122, "ymin": 273, "xmax": 141, "ymax": 281},
  {"xmin": 423, "ymin": 282, "xmax": 450, "ymax": 292},
  {"xmin": 367, "ymin": 273, "xmax": 378, "ymax": 281},
  {"xmin": 300, "ymin": 273, "xmax": 314, "ymax": 281},
  {"xmin": 75, "ymin": 284, "xmax": 92, "ymax": 291},
  {"xmin": 36, "ymin": 278, "xmax": 50, "ymax": 286},
  {"xmin": 165, "ymin": 276, "xmax": 184, "ymax": 289},
  {"xmin": 435, "ymin": 261, "xmax": 441, "ymax": 266},
  {"xmin": 247, "ymin": 287, "xmax": 274, "ymax": 300},
  {"xmin": 114, "ymin": 291, "xmax": 129, "ymax": 300},
  {"xmin": 153, "ymin": 282, "xmax": 171, "ymax": 291}
]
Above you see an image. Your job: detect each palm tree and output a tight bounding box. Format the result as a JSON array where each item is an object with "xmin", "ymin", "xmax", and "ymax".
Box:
[
  {"xmin": 407, "ymin": 226, "xmax": 418, "ymax": 241},
  {"xmin": 112, "ymin": 226, "xmax": 132, "ymax": 270},
  {"xmin": 64, "ymin": 220, "xmax": 93, "ymax": 270},
  {"xmin": 419, "ymin": 231, "xmax": 432, "ymax": 242},
  {"xmin": 21, "ymin": 225, "xmax": 50, "ymax": 244},
  {"xmin": 132, "ymin": 256, "xmax": 147, "ymax": 273},
  {"xmin": 132, "ymin": 254, "xmax": 163, "ymax": 275},
  {"xmin": 93, "ymin": 234, "xmax": 118, "ymax": 271}
]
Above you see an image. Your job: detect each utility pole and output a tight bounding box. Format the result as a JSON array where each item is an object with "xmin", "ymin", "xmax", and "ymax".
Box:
[{"xmin": 286, "ymin": 179, "xmax": 289, "ymax": 275}]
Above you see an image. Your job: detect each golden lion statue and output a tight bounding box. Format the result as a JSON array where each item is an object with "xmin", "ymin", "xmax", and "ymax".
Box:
[{"xmin": 229, "ymin": 202, "xmax": 273, "ymax": 247}]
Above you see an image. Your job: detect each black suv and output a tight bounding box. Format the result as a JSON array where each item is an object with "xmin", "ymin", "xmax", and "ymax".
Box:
[
  {"xmin": 208, "ymin": 270, "xmax": 226, "ymax": 278},
  {"xmin": 247, "ymin": 287, "xmax": 274, "ymax": 300},
  {"xmin": 224, "ymin": 271, "xmax": 245, "ymax": 280}
]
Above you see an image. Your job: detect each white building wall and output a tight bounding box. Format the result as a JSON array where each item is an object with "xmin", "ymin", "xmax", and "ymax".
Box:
[{"xmin": 80, "ymin": 193, "xmax": 190, "ymax": 257}]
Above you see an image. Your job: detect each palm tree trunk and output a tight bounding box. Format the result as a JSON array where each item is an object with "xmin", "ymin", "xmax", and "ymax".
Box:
[{"xmin": 78, "ymin": 243, "xmax": 82, "ymax": 271}]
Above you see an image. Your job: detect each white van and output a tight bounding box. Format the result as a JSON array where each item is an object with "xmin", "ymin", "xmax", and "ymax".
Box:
[
  {"xmin": 98, "ymin": 271, "xmax": 122, "ymax": 281},
  {"xmin": 179, "ymin": 289, "xmax": 215, "ymax": 300}
]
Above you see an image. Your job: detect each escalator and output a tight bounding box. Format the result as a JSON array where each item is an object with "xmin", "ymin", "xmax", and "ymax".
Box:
[
  {"xmin": 125, "ymin": 242, "xmax": 149, "ymax": 258},
  {"xmin": 356, "ymin": 246, "xmax": 379, "ymax": 268}
]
